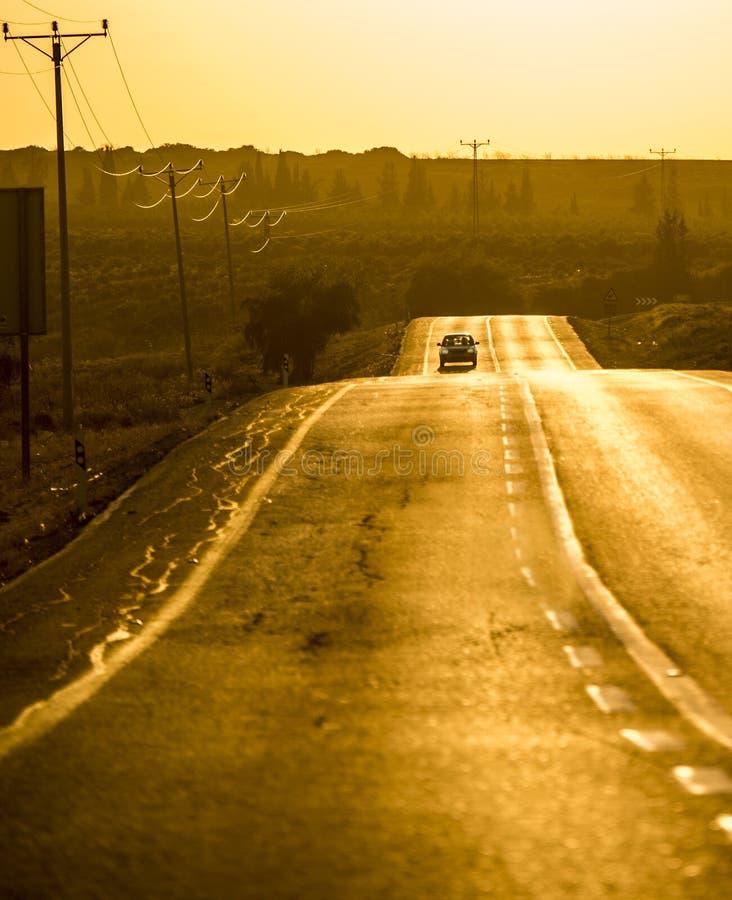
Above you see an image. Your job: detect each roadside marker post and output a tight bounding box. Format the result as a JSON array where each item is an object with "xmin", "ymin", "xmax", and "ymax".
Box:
[
  {"xmin": 204, "ymin": 371, "xmax": 213, "ymax": 408},
  {"xmin": 604, "ymin": 288, "xmax": 618, "ymax": 338},
  {"xmin": 74, "ymin": 434, "xmax": 87, "ymax": 518},
  {"xmin": 282, "ymin": 354, "xmax": 290, "ymax": 388}
]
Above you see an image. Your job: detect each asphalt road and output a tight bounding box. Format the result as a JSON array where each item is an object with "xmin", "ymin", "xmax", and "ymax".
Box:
[{"xmin": 1, "ymin": 316, "xmax": 731, "ymax": 898}]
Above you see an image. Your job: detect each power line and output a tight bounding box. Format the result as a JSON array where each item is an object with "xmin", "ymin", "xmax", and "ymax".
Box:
[
  {"xmin": 649, "ymin": 147, "xmax": 676, "ymax": 211},
  {"xmin": 21, "ymin": 1, "xmax": 98, "ymax": 24},
  {"xmin": 460, "ymin": 138, "xmax": 490, "ymax": 237},
  {"xmin": 61, "ymin": 35, "xmax": 112, "ymax": 150},
  {"xmin": 106, "ymin": 27, "xmax": 157, "ymax": 154},
  {"xmin": 3, "ymin": 17, "xmax": 108, "ymax": 431}
]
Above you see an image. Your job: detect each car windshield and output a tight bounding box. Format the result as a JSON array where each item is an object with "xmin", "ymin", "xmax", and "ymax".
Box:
[{"xmin": 442, "ymin": 334, "xmax": 474, "ymax": 346}]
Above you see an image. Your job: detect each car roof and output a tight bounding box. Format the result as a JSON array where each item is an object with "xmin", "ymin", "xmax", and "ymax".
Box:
[{"xmin": 442, "ymin": 332, "xmax": 474, "ymax": 338}]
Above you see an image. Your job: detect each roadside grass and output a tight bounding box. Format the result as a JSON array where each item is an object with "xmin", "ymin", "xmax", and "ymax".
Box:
[
  {"xmin": 570, "ymin": 302, "xmax": 732, "ymax": 370},
  {"xmin": 0, "ymin": 322, "xmax": 406, "ymax": 586}
]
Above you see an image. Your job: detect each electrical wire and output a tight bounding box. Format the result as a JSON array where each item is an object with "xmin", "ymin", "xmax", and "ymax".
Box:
[
  {"xmin": 269, "ymin": 210, "xmax": 286, "ymax": 227},
  {"xmin": 173, "ymin": 176, "xmax": 202, "ymax": 199},
  {"xmin": 221, "ymin": 172, "xmax": 246, "ymax": 195},
  {"xmin": 106, "ymin": 27, "xmax": 158, "ymax": 154},
  {"xmin": 601, "ymin": 163, "xmax": 662, "ymax": 180},
  {"xmin": 96, "ymin": 163, "xmax": 143, "ymax": 177},
  {"xmin": 61, "ymin": 36, "xmax": 112, "ymax": 149},
  {"xmin": 251, "ymin": 237, "xmax": 270, "ymax": 254},
  {"xmin": 0, "ymin": 64, "xmax": 54, "ymax": 74},
  {"xmin": 20, "ymin": 1, "xmax": 98, "ymax": 25},
  {"xmin": 61, "ymin": 65, "xmax": 101, "ymax": 157},
  {"xmin": 192, "ymin": 200, "xmax": 220, "ymax": 222},
  {"xmin": 228, "ymin": 210, "xmax": 252, "ymax": 227},
  {"xmin": 134, "ymin": 191, "xmax": 169, "ymax": 210},
  {"xmin": 11, "ymin": 38, "xmax": 76, "ymax": 145},
  {"xmin": 195, "ymin": 176, "xmax": 223, "ymax": 200}
]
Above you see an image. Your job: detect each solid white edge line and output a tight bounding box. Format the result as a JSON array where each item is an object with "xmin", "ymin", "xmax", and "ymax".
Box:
[
  {"xmin": 543, "ymin": 316, "xmax": 577, "ymax": 371},
  {"xmin": 518, "ymin": 375, "xmax": 732, "ymax": 751},
  {"xmin": 423, "ymin": 318, "xmax": 438, "ymax": 376},
  {"xmin": 485, "ymin": 316, "xmax": 502, "ymax": 373},
  {"xmin": 0, "ymin": 382, "xmax": 358, "ymax": 762},
  {"xmin": 671, "ymin": 371, "xmax": 732, "ymax": 393}
]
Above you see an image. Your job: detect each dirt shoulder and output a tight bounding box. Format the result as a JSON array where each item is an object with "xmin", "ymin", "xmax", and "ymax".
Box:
[{"xmin": 0, "ymin": 323, "xmax": 406, "ymax": 588}]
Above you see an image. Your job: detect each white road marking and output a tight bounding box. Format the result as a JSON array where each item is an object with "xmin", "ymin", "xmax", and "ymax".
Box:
[
  {"xmin": 514, "ymin": 547, "xmax": 523, "ymax": 562},
  {"xmin": 506, "ymin": 481, "xmax": 526, "ymax": 497},
  {"xmin": 502, "ymin": 435, "xmax": 518, "ymax": 447},
  {"xmin": 518, "ymin": 376, "xmax": 732, "ymax": 751},
  {"xmin": 504, "ymin": 463, "xmax": 525, "ymax": 475},
  {"xmin": 563, "ymin": 645, "xmax": 604, "ymax": 668},
  {"xmin": 507, "ymin": 502, "xmax": 519, "ymax": 518},
  {"xmin": 546, "ymin": 610, "xmax": 579, "ymax": 632},
  {"xmin": 485, "ymin": 316, "xmax": 502, "ymax": 372},
  {"xmin": 0, "ymin": 383, "xmax": 358, "ymax": 762},
  {"xmin": 510, "ymin": 526, "xmax": 519, "ymax": 542},
  {"xmin": 672, "ymin": 371, "xmax": 732, "ymax": 394},
  {"xmin": 673, "ymin": 766, "xmax": 732, "ymax": 795},
  {"xmin": 543, "ymin": 316, "xmax": 577, "ymax": 371},
  {"xmin": 501, "ymin": 422, "xmax": 515, "ymax": 434},
  {"xmin": 715, "ymin": 813, "xmax": 732, "ymax": 840},
  {"xmin": 423, "ymin": 318, "xmax": 438, "ymax": 376},
  {"xmin": 520, "ymin": 566, "xmax": 537, "ymax": 588},
  {"xmin": 586, "ymin": 684, "xmax": 637, "ymax": 713},
  {"xmin": 504, "ymin": 449, "xmax": 520, "ymax": 461},
  {"xmin": 620, "ymin": 729, "xmax": 686, "ymax": 752}
]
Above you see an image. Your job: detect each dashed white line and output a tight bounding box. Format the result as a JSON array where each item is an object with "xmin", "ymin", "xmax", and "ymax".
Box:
[
  {"xmin": 673, "ymin": 766, "xmax": 732, "ymax": 795},
  {"xmin": 504, "ymin": 463, "xmax": 525, "ymax": 475},
  {"xmin": 621, "ymin": 729, "xmax": 686, "ymax": 753},
  {"xmin": 518, "ymin": 375, "xmax": 732, "ymax": 751},
  {"xmin": 586, "ymin": 684, "xmax": 637, "ymax": 713},
  {"xmin": 563, "ymin": 645, "xmax": 604, "ymax": 669},
  {"xmin": 546, "ymin": 610, "xmax": 579, "ymax": 632},
  {"xmin": 715, "ymin": 813, "xmax": 732, "ymax": 840},
  {"xmin": 520, "ymin": 566, "xmax": 537, "ymax": 588}
]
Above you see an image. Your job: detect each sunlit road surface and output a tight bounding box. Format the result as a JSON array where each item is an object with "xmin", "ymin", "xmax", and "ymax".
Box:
[{"xmin": 1, "ymin": 316, "xmax": 732, "ymax": 897}]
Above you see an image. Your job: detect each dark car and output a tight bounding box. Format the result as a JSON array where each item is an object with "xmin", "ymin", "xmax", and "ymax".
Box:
[{"xmin": 437, "ymin": 333, "xmax": 479, "ymax": 369}]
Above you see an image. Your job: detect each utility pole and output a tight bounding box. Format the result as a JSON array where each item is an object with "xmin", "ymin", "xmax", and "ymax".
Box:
[
  {"xmin": 3, "ymin": 19, "xmax": 108, "ymax": 431},
  {"xmin": 460, "ymin": 138, "xmax": 490, "ymax": 237},
  {"xmin": 195, "ymin": 174, "xmax": 245, "ymax": 327},
  {"xmin": 137, "ymin": 161, "xmax": 203, "ymax": 378},
  {"xmin": 649, "ymin": 147, "xmax": 676, "ymax": 212}
]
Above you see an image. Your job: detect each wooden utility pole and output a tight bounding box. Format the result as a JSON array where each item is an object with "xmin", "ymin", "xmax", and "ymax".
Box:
[
  {"xmin": 460, "ymin": 138, "xmax": 490, "ymax": 237},
  {"xmin": 649, "ymin": 147, "xmax": 676, "ymax": 212},
  {"xmin": 3, "ymin": 19, "xmax": 108, "ymax": 431}
]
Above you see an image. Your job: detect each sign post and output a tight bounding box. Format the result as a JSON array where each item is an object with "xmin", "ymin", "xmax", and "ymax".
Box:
[
  {"xmin": 0, "ymin": 188, "xmax": 46, "ymax": 480},
  {"xmin": 603, "ymin": 288, "xmax": 618, "ymax": 338}
]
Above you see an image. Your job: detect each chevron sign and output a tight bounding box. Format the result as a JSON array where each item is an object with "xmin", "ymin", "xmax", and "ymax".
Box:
[{"xmin": 635, "ymin": 297, "xmax": 658, "ymax": 308}]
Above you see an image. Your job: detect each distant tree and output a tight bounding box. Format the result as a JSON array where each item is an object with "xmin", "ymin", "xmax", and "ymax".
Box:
[
  {"xmin": 0, "ymin": 155, "xmax": 17, "ymax": 187},
  {"xmin": 722, "ymin": 188, "xmax": 732, "ymax": 220},
  {"xmin": 245, "ymin": 265, "xmax": 360, "ymax": 381},
  {"xmin": 378, "ymin": 160, "xmax": 400, "ymax": 209},
  {"xmin": 252, "ymin": 152, "xmax": 272, "ymax": 207},
  {"xmin": 27, "ymin": 146, "xmax": 49, "ymax": 187},
  {"xmin": 121, "ymin": 171, "xmax": 154, "ymax": 208},
  {"xmin": 99, "ymin": 146, "xmax": 119, "ymax": 210},
  {"xmin": 273, "ymin": 151, "xmax": 292, "ymax": 203},
  {"xmin": 329, "ymin": 168, "xmax": 361, "ymax": 201},
  {"xmin": 519, "ymin": 169, "xmax": 535, "ymax": 214},
  {"xmin": 665, "ymin": 166, "xmax": 681, "ymax": 212},
  {"xmin": 76, "ymin": 166, "xmax": 96, "ymax": 206},
  {"xmin": 480, "ymin": 176, "xmax": 499, "ymax": 211},
  {"xmin": 655, "ymin": 209, "xmax": 689, "ymax": 300},
  {"xmin": 697, "ymin": 193, "xmax": 712, "ymax": 218},
  {"xmin": 402, "ymin": 156, "xmax": 434, "ymax": 210},
  {"xmin": 632, "ymin": 174, "xmax": 655, "ymax": 217},
  {"xmin": 569, "ymin": 192, "xmax": 579, "ymax": 215},
  {"xmin": 503, "ymin": 180, "xmax": 520, "ymax": 213}
]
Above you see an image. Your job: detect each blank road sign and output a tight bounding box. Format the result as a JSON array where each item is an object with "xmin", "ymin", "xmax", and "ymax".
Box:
[{"xmin": 0, "ymin": 188, "xmax": 46, "ymax": 335}]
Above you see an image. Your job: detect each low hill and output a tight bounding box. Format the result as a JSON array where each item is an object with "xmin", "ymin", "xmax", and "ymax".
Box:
[{"xmin": 570, "ymin": 302, "xmax": 732, "ymax": 370}]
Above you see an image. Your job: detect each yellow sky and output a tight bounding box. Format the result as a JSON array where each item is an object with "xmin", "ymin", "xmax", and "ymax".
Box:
[{"xmin": 1, "ymin": 0, "xmax": 731, "ymax": 158}]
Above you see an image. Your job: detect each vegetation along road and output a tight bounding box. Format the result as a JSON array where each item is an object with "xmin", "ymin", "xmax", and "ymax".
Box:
[{"xmin": 0, "ymin": 315, "xmax": 731, "ymax": 898}]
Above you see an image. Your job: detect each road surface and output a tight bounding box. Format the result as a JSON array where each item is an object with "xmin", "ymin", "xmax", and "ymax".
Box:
[{"xmin": 0, "ymin": 315, "xmax": 731, "ymax": 898}]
